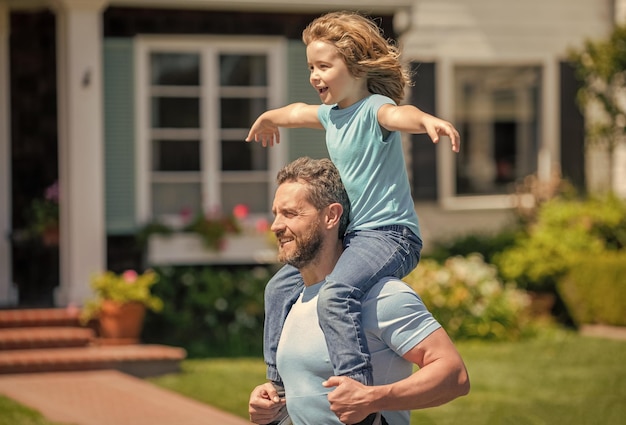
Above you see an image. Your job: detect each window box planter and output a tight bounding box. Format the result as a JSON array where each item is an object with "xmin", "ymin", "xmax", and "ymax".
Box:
[{"xmin": 147, "ymin": 232, "xmax": 277, "ymax": 265}]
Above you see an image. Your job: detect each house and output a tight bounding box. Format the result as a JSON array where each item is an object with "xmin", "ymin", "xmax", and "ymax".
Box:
[{"xmin": 0, "ymin": 0, "xmax": 620, "ymax": 308}]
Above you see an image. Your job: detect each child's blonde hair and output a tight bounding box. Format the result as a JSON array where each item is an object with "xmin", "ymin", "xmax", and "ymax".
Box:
[{"xmin": 302, "ymin": 11, "xmax": 412, "ymax": 105}]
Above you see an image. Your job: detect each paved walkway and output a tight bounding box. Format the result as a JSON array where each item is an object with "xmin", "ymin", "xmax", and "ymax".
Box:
[{"xmin": 0, "ymin": 370, "xmax": 251, "ymax": 425}]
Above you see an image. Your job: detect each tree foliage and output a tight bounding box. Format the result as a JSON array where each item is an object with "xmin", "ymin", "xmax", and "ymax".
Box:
[{"xmin": 569, "ymin": 25, "xmax": 626, "ymax": 187}]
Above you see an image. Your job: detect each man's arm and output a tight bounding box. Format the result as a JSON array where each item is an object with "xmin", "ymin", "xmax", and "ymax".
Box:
[
  {"xmin": 377, "ymin": 104, "xmax": 461, "ymax": 152},
  {"xmin": 245, "ymin": 103, "xmax": 323, "ymax": 147},
  {"xmin": 323, "ymin": 328, "xmax": 469, "ymax": 424},
  {"xmin": 248, "ymin": 382, "xmax": 286, "ymax": 425}
]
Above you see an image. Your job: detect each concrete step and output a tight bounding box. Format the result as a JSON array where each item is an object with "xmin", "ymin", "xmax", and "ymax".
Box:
[
  {"xmin": 0, "ymin": 308, "xmax": 81, "ymax": 328},
  {"xmin": 0, "ymin": 344, "xmax": 187, "ymax": 378},
  {"xmin": 0, "ymin": 327, "xmax": 95, "ymax": 350}
]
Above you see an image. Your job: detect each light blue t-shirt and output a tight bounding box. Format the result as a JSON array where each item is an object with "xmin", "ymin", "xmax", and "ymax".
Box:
[
  {"xmin": 276, "ymin": 277, "xmax": 441, "ymax": 425},
  {"xmin": 318, "ymin": 94, "xmax": 421, "ymax": 238}
]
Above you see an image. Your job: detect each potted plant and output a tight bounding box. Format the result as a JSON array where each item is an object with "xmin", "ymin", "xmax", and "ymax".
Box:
[
  {"xmin": 27, "ymin": 181, "xmax": 60, "ymax": 245},
  {"xmin": 80, "ymin": 269, "xmax": 163, "ymax": 343}
]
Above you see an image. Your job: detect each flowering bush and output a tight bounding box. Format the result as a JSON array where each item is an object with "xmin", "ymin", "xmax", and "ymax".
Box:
[
  {"xmin": 404, "ymin": 254, "xmax": 532, "ymax": 341},
  {"xmin": 80, "ymin": 269, "xmax": 163, "ymax": 323},
  {"xmin": 27, "ymin": 181, "xmax": 59, "ymax": 237}
]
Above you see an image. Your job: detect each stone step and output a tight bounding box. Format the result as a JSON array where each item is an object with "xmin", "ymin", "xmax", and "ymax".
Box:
[
  {"xmin": 0, "ymin": 344, "xmax": 187, "ymax": 378},
  {"xmin": 0, "ymin": 327, "xmax": 95, "ymax": 350},
  {"xmin": 0, "ymin": 308, "xmax": 81, "ymax": 328}
]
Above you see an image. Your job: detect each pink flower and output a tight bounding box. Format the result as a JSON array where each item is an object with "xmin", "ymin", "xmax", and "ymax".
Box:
[
  {"xmin": 255, "ymin": 218, "xmax": 270, "ymax": 233},
  {"xmin": 232, "ymin": 204, "xmax": 249, "ymax": 220},
  {"xmin": 122, "ymin": 270, "xmax": 138, "ymax": 283},
  {"xmin": 45, "ymin": 181, "xmax": 60, "ymax": 203},
  {"xmin": 179, "ymin": 206, "xmax": 193, "ymax": 224}
]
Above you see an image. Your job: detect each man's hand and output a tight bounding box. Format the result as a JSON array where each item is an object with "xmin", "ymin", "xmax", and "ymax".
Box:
[
  {"xmin": 248, "ymin": 382, "xmax": 286, "ymax": 424},
  {"xmin": 323, "ymin": 376, "xmax": 374, "ymax": 424}
]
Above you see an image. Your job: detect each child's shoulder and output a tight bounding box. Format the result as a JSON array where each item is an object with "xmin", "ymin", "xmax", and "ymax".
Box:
[{"xmin": 367, "ymin": 93, "xmax": 396, "ymax": 107}]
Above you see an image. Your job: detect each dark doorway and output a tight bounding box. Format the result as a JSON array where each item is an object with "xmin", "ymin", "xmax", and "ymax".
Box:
[{"xmin": 10, "ymin": 10, "xmax": 59, "ymax": 307}]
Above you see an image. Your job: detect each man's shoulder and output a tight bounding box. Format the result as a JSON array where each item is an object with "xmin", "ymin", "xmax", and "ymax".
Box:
[
  {"xmin": 371, "ymin": 276, "xmax": 415, "ymax": 295},
  {"xmin": 363, "ymin": 276, "xmax": 441, "ymax": 354},
  {"xmin": 363, "ymin": 277, "xmax": 425, "ymax": 310}
]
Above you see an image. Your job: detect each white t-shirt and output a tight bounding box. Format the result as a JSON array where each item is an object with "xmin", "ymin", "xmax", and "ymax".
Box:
[{"xmin": 276, "ymin": 277, "xmax": 441, "ymax": 425}]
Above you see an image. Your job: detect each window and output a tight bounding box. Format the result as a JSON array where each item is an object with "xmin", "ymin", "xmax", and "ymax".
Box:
[
  {"xmin": 136, "ymin": 38, "xmax": 286, "ymax": 227},
  {"xmin": 453, "ymin": 66, "xmax": 542, "ymax": 197}
]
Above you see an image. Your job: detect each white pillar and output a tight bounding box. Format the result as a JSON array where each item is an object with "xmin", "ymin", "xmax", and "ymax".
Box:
[
  {"xmin": 52, "ymin": 0, "xmax": 108, "ymax": 306},
  {"xmin": 0, "ymin": 3, "xmax": 16, "ymax": 306},
  {"xmin": 616, "ymin": 0, "xmax": 626, "ymax": 25}
]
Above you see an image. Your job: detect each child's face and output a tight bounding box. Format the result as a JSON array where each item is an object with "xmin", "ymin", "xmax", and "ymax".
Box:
[{"xmin": 306, "ymin": 40, "xmax": 368, "ymax": 109}]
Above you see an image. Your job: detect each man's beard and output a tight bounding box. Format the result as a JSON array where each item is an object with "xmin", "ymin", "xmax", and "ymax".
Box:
[{"xmin": 277, "ymin": 224, "xmax": 323, "ymax": 269}]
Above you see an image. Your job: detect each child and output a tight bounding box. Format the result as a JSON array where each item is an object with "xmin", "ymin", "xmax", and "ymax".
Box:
[{"xmin": 246, "ymin": 11, "xmax": 459, "ymax": 425}]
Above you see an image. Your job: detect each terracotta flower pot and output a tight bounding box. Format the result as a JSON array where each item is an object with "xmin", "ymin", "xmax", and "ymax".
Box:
[
  {"xmin": 98, "ymin": 300, "xmax": 146, "ymax": 344},
  {"xmin": 42, "ymin": 225, "xmax": 60, "ymax": 246}
]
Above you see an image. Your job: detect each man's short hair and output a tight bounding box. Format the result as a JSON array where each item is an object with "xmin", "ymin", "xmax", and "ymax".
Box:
[{"xmin": 276, "ymin": 157, "xmax": 350, "ymax": 237}]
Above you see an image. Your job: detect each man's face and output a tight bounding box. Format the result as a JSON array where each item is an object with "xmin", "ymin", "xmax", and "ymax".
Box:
[{"xmin": 271, "ymin": 181, "xmax": 324, "ymax": 269}]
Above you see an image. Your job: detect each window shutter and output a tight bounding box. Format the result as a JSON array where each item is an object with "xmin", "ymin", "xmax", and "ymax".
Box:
[
  {"xmin": 103, "ymin": 38, "xmax": 136, "ymax": 234},
  {"xmin": 409, "ymin": 62, "xmax": 438, "ymax": 200},
  {"xmin": 286, "ymin": 40, "xmax": 328, "ymax": 161},
  {"xmin": 559, "ymin": 61, "xmax": 585, "ymax": 191}
]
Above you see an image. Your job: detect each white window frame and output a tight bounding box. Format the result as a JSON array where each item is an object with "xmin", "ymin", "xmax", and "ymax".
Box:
[
  {"xmin": 135, "ymin": 36, "xmax": 287, "ymax": 226},
  {"xmin": 436, "ymin": 57, "xmax": 559, "ymax": 210}
]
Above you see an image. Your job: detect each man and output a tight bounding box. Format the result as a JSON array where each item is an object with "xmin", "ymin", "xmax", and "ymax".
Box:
[{"xmin": 249, "ymin": 157, "xmax": 469, "ymax": 425}]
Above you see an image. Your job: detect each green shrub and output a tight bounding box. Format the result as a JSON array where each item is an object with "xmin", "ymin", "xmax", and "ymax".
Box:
[
  {"xmin": 557, "ymin": 252, "xmax": 626, "ymax": 327},
  {"xmin": 426, "ymin": 230, "xmax": 519, "ymax": 265},
  {"xmin": 495, "ymin": 194, "xmax": 626, "ymax": 291},
  {"xmin": 405, "ymin": 254, "xmax": 532, "ymax": 341},
  {"xmin": 142, "ymin": 265, "xmax": 276, "ymax": 357}
]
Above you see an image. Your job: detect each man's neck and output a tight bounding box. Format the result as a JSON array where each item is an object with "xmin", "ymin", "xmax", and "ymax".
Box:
[{"xmin": 299, "ymin": 240, "xmax": 343, "ymax": 286}]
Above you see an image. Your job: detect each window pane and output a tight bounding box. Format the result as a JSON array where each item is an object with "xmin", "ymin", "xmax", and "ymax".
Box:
[
  {"xmin": 454, "ymin": 66, "xmax": 541, "ymax": 196},
  {"xmin": 152, "ymin": 140, "xmax": 200, "ymax": 171},
  {"xmin": 221, "ymin": 98, "xmax": 267, "ymax": 128},
  {"xmin": 221, "ymin": 182, "xmax": 269, "ymax": 214},
  {"xmin": 221, "ymin": 139, "xmax": 268, "ymax": 171},
  {"xmin": 220, "ymin": 55, "xmax": 267, "ymax": 86},
  {"xmin": 150, "ymin": 53, "xmax": 200, "ymax": 86},
  {"xmin": 151, "ymin": 97, "xmax": 200, "ymax": 128},
  {"xmin": 152, "ymin": 182, "xmax": 201, "ymax": 216}
]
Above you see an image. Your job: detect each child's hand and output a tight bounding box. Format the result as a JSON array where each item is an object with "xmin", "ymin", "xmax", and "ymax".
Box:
[
  {"xmin": 246, "ymin": 114, "xmax": 280, "ymax": 147},
  {"xmin": 422, "ymin": 114, "xmax": 460, "ymax": 153}
]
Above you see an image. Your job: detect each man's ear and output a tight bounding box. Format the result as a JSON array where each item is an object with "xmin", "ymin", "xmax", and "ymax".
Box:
[{"xmin": 325, "ymin": 203, "xmax": 343, "ymax": 230}]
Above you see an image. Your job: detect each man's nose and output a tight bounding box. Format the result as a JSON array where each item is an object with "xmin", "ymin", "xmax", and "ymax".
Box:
[{"xmin": 270, "ymin": 216, "xmax": 283, "ymax": 233}]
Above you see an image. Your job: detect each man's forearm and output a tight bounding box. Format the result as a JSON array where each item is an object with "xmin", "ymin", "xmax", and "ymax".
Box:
[{"xmin": 370, "ymin": 355, "xmax": 470, "ymax": 412}]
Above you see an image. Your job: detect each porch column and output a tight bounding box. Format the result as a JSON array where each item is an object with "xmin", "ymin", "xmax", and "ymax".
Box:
[
  {"xmin": 52, "ymin": 0, "xmax": 108, "ymax": 306},
  {"xmin": 0, "ymin": 2, "xmax": 15, "ymax": 306}
]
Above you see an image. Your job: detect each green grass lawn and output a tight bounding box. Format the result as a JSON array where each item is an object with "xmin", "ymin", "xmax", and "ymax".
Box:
[
  {"xmin": 149, "ymin": 328, "xmax": 626, "ymax": 425},
  {"xmin": 1, "ymin": 329, "xmax": 624, "ymax": 425},
  {"xmin": 0, "ymin": 395, "xmax": 69, "ymax": 425}
]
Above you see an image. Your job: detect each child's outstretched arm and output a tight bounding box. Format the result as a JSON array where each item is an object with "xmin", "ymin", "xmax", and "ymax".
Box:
[
  {"xmin": 377, "ymin": 104, "xmax": 461, "ymax": 153},
  {"xmin": 245, "ymin": 103, "xmax": 323, "ymax": 147}
]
